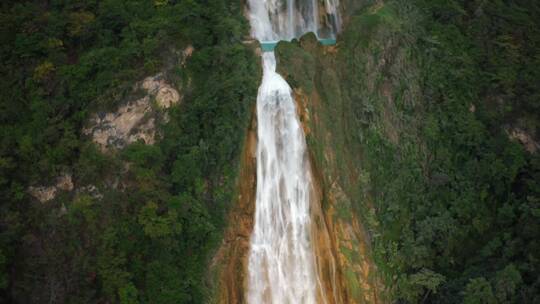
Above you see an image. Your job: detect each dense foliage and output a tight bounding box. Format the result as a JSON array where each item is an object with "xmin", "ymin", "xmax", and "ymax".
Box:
[
  {"xmin": 0, "ymin": 0, "xmax": 258, "ymax": 303},
  {"xmin": 340, "ymin": 1, "xmax": 540, "ymax": 302},
  {"xmin": 2, "ymin": 0, "xmax": 539, "ymax": 303},
  {"xmin": 275, "ymin": 0, "xmax": 539, "ymax": 302}
]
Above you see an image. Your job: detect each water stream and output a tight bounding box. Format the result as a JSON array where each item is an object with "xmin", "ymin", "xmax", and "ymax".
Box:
[{"xmin": 246, "ymin": 1, "xmax": 340, "ymax": 303}]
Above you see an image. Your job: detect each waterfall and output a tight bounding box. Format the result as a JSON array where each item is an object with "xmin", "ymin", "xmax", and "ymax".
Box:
[
  {"xmin": 246, "ymin": 1, "xmax": 340, "ymax": 303},
  {"xmin": 247, "ymin": 0, "xmax": 340, "ymax": 41}
]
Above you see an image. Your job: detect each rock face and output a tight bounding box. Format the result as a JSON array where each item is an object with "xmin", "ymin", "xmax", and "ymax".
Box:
[
  {"xmin": 84, "ymin": 74, "xmax": 181, "ymax": 152},
  {"xmin": 141, "ymin": 74, "xmax": 181, "ymax": 108},
  {"xmin": 77, "ymin": 185, "xmax": 104, "ymax": 200},
  {"xmin": 213, "ymin": 35, "xmax": 385, "ymax": 304},
  {"xmin": 28, "ymin": 186, "xmax": 57, "ymax": 203},
  {"xmin": 30, "ymin": 48, "xmax": 192, "ymax": 202},
  {"xmin": 274, "ymin": 31, "xmax": 386, "ymax": 303},
  {"xmin": 507, "ymin": 127, "xmax": 539, "ymax": 153},
  {"xmin": 85, "ymin": 97, "xmax": 156, "ymax": 150},
  {"xmin": 28, "ymin": 173, "xmax": 74, "ymax": 203}
]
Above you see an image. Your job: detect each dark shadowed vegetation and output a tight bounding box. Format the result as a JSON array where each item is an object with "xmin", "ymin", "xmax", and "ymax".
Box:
[{"xmin": 0, "ymin": 0, "xmax": 258, "ymax": 303}]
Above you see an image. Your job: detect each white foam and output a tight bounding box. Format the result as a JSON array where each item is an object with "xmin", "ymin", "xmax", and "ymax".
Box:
[{"xmin": 246, "ymin": 1, "xmax": 340, "ymax": 303}]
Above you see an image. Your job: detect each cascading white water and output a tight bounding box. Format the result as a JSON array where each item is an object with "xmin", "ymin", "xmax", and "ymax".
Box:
[
  {"xmin": 246, "ymin": 1, "xmax": 340, "ymax": 303},
  {"xmin": 248, "ymin": 0, "xmax": 340, "ymax": 41},
  {"xmin": 247, "ymin": 51, "xmax": 319, "ymax": 303}
]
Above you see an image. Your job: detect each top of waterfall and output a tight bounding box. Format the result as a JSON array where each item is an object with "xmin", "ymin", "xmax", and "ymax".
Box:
[{"xmin": 248, "ymin": 0, "xmax": 341, "ymax": 42}]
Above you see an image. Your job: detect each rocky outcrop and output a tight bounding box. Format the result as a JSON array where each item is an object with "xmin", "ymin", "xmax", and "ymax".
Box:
[
  {"xmin": 29, "ymin": 73, "xmax": 184, "ymax": 202},
  {"xmin": 76, "ymin": 184, "xmax": 104, "ymax": 200},
  {"xmin": 27, "ymin": 173, "xmax": 107, "ymax": 203},
  {"xmin": 141, "ymin": 74, "xmax": 181, "ymax": 108},
  {"xmin": 506, "ymin": 126, "xmax": 539, "ymax": 153},
  {"xmin": 28, "ymin": 173, "xmax": 74, "ymax": 203},
  {"xmin": 84, "ymin": 74, "xmax": 181, "ymax": 152}
]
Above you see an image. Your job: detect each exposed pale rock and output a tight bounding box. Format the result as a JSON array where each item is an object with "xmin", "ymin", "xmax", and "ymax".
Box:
[
  {"xmin": 28, "ymin": 173, "xmax": 74, "ymax": 202},
  {"xmin": 56, "ymin": 173, "xmax": 74, "ymax": 191},
  {"xmin": 128, "ymin": 117, "xmax": 156, "ymax": 145},
  {"xmin": 507, "ymin": 127, "xmax": 539, "ymax": 153},
  {"xmin": 182, "ymin": 45, "xmax": 194, "ymax": 65},
  {"xmin": 156, "ymin": 85, "xmax": 180, "ymax": 108},
  {"xmin": 141, "ymin": 74, "xmax": 163, "ymax": 94},
  {"xmin": 84, "ymin": 97, "xmax": 154, "ymax": 151},
  {"xmin": 84, "ymin": 73, "xmax": 181, "ymax": 152},
  {"xmin": 77, "ymin": 185, "xmax": 104, "ymax": 200},
  {"xmin": 141, "ymin": 74, "xmax": 181, "ymax": 108},
  {"xmin": 28, "ymin": 186, "xmax": 57, "ymax": 203}
]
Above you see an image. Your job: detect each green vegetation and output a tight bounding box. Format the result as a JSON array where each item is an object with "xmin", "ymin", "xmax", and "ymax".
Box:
[
  {"xmin": 0, "ymin": 0, "xmax": 258, "ymax": 303},
  {"xmin": 344, "ymin": 1, "xmax": 540, "ymax": 302},
  {"xmin": 277, "ymin": 1, "xmax": 539, "ymax": 303},
  {"xmin": 2, "ymin": 0, "xmax": 539, "ymax": 303}
]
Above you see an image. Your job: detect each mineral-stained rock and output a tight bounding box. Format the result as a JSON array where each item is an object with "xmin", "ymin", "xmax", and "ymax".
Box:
[{"xmin": 211, "ymin": 108, "xmax": 257, "ymax": 304}]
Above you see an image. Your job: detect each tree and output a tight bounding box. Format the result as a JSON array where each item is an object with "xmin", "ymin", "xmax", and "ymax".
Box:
[
  {"xmin": 119, "ymin": 283, "xmax": 139, "ymax": 304},
  {"xmin": 494, "ymin": 264, "xmax": 522, "ymax": 303},
  {"xmin": 463, "ymin": 278, "xmax": 497, "ymax": 304}
]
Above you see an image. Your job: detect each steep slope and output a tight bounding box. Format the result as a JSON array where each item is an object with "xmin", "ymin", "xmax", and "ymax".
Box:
[
  {"xmin": 0, "ymin": 1, "xmax": 259, "ymax": 302},
  {"xmin": 215, "ymin": 1, "xmax": 385, "ymax": 303},
  {"xmin": 211, "ymin": 105, "xmax": 258, "ymax": 304},
  {"xmin": 276, "ymin": 1, "xmax": 540, "ymax": 303}
]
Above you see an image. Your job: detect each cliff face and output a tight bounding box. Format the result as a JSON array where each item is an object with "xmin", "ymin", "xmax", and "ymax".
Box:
[
  {"xmin": 275, "ymin": 30, "xmax": 388, "ymax": 302},
  {"xmin": 271, "ymin": 2, "xmax": 417, "ymax": 300}
]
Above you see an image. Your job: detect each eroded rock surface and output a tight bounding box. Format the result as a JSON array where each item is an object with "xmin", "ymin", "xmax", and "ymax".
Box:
[
  {"xmin": 84, "ymin": 74, "xmax": 181, "ymax": 152},
  {"xmin": 28, "ymin": 173, "xmax": 74, "ymax": 203},
  {"xmin": 506, "ymin": 127, "xmax": 539, "ymax": 154},
  {"xmin": 77, "ymin": 185, "xmax": 104, "ymax": 200},
  {"xmin": 141, "ymin": 74, "xmax": 181, "ymax": 108}
]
